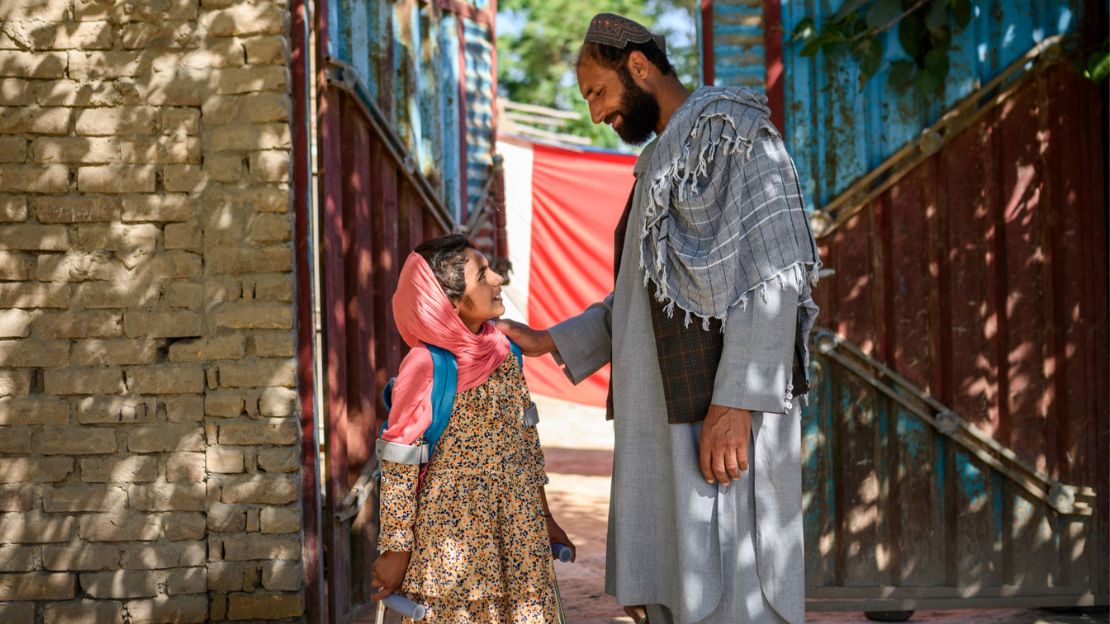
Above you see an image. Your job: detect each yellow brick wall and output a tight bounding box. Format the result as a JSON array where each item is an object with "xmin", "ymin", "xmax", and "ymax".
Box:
[{"xmin": 0, "ymin": 0, "xmax": 304, "ymax": 620}]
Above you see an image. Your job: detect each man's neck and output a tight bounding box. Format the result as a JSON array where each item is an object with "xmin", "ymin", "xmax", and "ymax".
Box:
[{"xmin": 655, "ymin": 79, "xmax": 692, "ymax": 135}]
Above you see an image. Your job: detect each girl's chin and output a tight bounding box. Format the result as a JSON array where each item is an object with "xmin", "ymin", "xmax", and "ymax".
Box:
[
  {"xmin": 492, "ymin": 302, "xmax": 505, "ymax": 318},
  {"xmin": 485, "ymin": 302, "xmax": 505, "ymax": 320}
]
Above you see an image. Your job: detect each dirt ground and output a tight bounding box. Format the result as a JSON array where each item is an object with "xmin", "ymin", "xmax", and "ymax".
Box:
[{"xmin": 359, "ymin": 393, "xmax": 1107, "ymax": 624}]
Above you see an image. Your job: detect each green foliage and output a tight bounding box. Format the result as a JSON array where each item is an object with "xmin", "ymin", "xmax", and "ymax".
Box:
[
  {"xmin": 1083, "ymin": 40, "xmax": 1109, "ymax": 83},
  {"xmin": 791, "ymin": 0, "xmax": 972, "ymax": 96},
  {"xmin": 497, "ymin": 0, "xmax": 697, "ymax": 149}
]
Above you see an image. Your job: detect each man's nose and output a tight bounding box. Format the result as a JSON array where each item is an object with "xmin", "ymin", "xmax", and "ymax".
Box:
[{"xmin": 589, "ymin": 103, "xmax": 604, "ymax": 125}]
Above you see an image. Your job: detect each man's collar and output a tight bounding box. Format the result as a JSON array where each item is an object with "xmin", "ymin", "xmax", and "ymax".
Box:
[{"xmin": 633, "ymin": 139, "xmax": 659, "ymax": 177}]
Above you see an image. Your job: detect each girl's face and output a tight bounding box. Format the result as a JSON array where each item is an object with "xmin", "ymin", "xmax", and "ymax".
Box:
[{"xmin": 454, "ymin": 249, "xmax": 505, "ymax": 332}]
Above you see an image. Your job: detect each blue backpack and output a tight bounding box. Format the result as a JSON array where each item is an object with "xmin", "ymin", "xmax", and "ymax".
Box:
[{"xmin": 379, "ymin": 341, "xmax": 524, "ymax": 465}]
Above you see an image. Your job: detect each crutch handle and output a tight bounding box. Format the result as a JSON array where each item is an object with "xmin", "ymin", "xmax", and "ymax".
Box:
[
  {"xmin": 383, "ymin": 594, "xmax": 426, "ymax": 621},
  {"xmin": 551, "ymin": 542, "xmax": 573, "ymax": 563}
]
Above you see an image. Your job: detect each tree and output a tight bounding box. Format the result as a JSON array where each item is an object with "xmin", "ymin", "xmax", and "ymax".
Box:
[{"xmin": 498, "ymin": 0, "xmax": 697, "ymax": 149}]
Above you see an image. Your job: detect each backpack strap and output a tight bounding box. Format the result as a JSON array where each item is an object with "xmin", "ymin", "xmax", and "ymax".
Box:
[
  {"xmin": 506, "ymin": 340, "xmax": 540, "ymax": 427},
  {"xmin": 376, "ymin": 378, "xmax": 429, "ymax": 466},
  {"xmin": 509, "ymin": 339, "xmax": 523, "ymax": 371},
  {"xmin": 382, "ymin": 378, "xmax": 395, "ymax": 413},
  {"xmin": 375, "ymin": 343, "xmax": 457, "ymax": 466},
  {"xmin": 422, "ymin": 343, "xmax": 457, "ymax": 458},
  {"xmin": 379, "ymin": 342, "xmax": 524, "ymax": 463}
]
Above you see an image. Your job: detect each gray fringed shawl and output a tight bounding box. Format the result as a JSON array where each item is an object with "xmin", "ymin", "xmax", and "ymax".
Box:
[{"xmin": 639, "ymin": 86, "xmax": 821, "ymax": 330}]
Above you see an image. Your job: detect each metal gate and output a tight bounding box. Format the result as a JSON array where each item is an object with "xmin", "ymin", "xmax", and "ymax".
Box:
[
  {"xmin": 805, "ymin": 329, "xmax": 1103, "ymax": 609},
  {"xmin": 293, "ymin": 0, "xmax": 505, "ymax": 620},
  {"xmin": 801, "ymin": 56, "xmax": 1108, "ymax": 609},
  {"xmin": 694, "ymin": 0, "xmax": 1109, "ymax": 608}
]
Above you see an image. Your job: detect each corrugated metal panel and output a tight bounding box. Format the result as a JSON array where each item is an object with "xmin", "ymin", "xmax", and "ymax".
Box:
[
  {"xmin": 341, "ymin": 0, "xmax": 374, "ymax": 102},
  {"xmin": 463, "ymin": 17, "xmax": 495, "ymax": 215},
  {"xmin": 399, "ymin": 2, "xmax": 425, "ymax": 171},
  {"xmin": 391, "ymin": 1, "xmax": 415, "ymax": 145},
  {"xmin": 414, "ymin": 6, "xmax": 435, "ymax": 171},
  {"xmin": 440, "ymin": 13, "xmax": 464, "ymax": 222},
  {"xmin": 806, "ymin": 61, "xmax": 1107, "ymax": 606},
  {"xmin": 711, "ymin": 1, "xmax": 765, "ymax": 88},
  {"xmin": 777, "ymin": 0, "xmax": 1079, "ymax": 210},
  {"xmin": 326, "ymin": 0, "xmax": 499, "ymax": 221},
  {"xmin": 698, "ymin": 0, "xmax": 1106, "ymax": 610},
  {"xmin": 413, "ymin": 6, "xmax": 465, "ymax": 220}
]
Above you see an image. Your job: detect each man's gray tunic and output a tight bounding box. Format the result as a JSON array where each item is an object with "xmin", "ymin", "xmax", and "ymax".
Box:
[{"xmin": 549, "ymin": 134, "xmax": 808, "ymax": 623}]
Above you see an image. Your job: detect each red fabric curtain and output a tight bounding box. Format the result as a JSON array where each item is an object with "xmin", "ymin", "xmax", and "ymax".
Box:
[{"xmin": 525, "ymin": 143, "xmax": 636, "ymax": 406}]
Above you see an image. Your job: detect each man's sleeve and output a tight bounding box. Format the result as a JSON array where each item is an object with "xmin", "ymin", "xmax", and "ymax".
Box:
[
  {"xmin": 546, "ymin": 293, "xmax": 614, "ymax": 385},
  {"xmin": 711, "ymin": 276, "xmax": 800, "ymax": 414}
]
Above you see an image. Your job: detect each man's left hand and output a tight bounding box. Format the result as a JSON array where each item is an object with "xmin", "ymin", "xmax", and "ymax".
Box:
[{"xmin": 698, "ymin": 404, "xmax": 752, "ymax": 486}]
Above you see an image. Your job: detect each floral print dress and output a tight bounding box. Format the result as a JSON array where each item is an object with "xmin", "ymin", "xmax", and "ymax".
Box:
[{"xmin": 378, "ymin": 353, "xmax": 557, "ymax": 623}]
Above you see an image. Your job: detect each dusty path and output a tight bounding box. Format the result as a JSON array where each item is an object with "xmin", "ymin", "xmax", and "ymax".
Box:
[
  {"xmin": 534, "ymin": 394, "xmax": 630, "ymax": 623},
  {"xmin": 358, "ymin": 393, "xmax": 1105, "ymax": 624}
]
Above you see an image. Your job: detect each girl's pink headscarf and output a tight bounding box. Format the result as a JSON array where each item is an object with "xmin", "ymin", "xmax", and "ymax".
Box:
[{"xmin": 382, "ymin": 252, "xmax": 510, "ymax": 444}]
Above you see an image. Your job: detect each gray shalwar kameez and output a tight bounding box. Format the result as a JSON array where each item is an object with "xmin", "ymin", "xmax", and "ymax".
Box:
[{"xmin": 547, "ymin": 88, "xmax": 817, "ymax": 624}]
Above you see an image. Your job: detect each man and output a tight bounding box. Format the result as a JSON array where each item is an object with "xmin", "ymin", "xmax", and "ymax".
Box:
[{"xmin": 498, "ymin": 13, "xmax": 820, "ymax": 624}]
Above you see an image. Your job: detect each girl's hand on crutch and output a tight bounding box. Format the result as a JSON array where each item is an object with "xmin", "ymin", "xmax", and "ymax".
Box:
[
  {"xmin": 370, "ymin": 550, "xmax": 412, "ymax": 601},
  {"xmin": 545, "ymin": 516, "xmax": 576, "ymax": 563}
]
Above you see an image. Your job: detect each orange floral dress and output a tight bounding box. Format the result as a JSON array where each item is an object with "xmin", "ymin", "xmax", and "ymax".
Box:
[{"xmin": 378, "ymin": 353, "xmax": 557, "ymax": 623}]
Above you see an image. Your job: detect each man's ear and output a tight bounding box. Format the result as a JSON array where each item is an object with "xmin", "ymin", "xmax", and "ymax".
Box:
[{"xmin": 626, "ymin": 50, "xmax": 652, "ymax": 81}]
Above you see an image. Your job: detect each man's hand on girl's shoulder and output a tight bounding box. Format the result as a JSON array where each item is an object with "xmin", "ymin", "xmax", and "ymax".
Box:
[
  {"xmin": 370, "ymin": 550, "xmax": 411, "ymax": 601},
  {"xmin": 495, "ymin": 319, "xmax": 556, "ymax": 357}
]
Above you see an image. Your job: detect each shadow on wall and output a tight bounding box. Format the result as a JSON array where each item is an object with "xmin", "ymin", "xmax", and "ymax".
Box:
[{"xmin": 817, "ymin": 69, "xmax": 1102, "ymax": 484}]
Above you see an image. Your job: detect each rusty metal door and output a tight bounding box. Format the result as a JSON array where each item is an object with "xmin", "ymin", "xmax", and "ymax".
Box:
[
  {"xmin": 801, "ymin": 58, "xmax": 1108, "ymax": 610},
  {"xmin": 302, "ymin": 0, "xmax": 504, "ymax": 621},
  {"xmin": 317, "ymin": 78, "xmax": 455, "ymax": 621}
]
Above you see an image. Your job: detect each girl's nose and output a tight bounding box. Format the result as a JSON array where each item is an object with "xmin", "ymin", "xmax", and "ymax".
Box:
[{"xmin": 491, "ymin": 272, "xmax": 505, "ymax": 286}]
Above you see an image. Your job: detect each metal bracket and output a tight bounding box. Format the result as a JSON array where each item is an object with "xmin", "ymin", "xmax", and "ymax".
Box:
[
  {"xmin": 934, "ymin": 409, "xmax": 961, "ymax": 436},
  {"xmin": 334, "ymin": 459, "xmax": 379, "ymax": 523}
]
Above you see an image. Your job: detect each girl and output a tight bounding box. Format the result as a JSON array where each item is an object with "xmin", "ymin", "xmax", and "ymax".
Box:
[{"xmin": 370, "ymin": 235, "xmax": 574, "ymax": 623}]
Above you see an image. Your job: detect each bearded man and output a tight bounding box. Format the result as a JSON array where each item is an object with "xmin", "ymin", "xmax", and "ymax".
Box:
[{"xmin": 499, "ymin": 13, "xmax": 821, "ymax": 624}]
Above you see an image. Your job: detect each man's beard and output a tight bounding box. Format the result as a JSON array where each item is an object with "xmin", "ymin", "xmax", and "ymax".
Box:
[{"xmin": 612, "ymin": 66, "xmax": 660, "ymax": 145}]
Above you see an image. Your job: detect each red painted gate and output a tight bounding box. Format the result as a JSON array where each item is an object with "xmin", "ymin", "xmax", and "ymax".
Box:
[
  {"xmin": 805, "ymin": 58, "xmax": 1108, "ymax": 608},
  {"xmin": 292, "ymin": 0, "xmax": 505, "ymax": 621}
]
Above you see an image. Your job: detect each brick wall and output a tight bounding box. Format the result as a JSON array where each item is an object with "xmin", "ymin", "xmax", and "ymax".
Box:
[{"xmin": 0, "ymin": 0, "xmax": 304, "ymax": 621}]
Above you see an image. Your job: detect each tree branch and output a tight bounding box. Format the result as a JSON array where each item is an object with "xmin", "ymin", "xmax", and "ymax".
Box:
[{"xmin": 849, "ymin": 0, "xmax": 932, "ymax": 45}]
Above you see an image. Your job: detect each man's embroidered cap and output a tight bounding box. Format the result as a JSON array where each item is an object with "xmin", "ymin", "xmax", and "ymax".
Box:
[{"xmin": 583, "ymin": 13, "xmax": 666, "ymax": 54}]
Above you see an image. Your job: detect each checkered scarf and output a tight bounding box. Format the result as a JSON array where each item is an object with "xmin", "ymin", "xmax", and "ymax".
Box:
[{"xmin": 639, "ymin": 86, "xmax": 821, "ymax": 330}]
